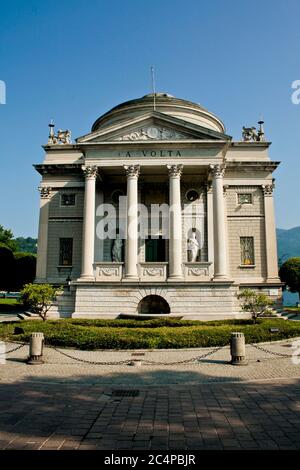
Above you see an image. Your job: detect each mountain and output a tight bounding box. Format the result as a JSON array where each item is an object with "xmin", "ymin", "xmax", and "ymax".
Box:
[{"xmin": 277, "ymin": 226, "xmax": 300, "ymax": 265}]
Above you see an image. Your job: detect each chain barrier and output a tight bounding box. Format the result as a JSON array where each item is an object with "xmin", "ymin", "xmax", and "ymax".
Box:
[
  {"xmin": 48, "ymin": 344, "xmax": 227, "ymax": 366},
  {"xmin": 0, "ymin": 340, "xmax": 295, "ymax": 364},
  {"xmin": 142, "ymin": 345, "xmax": 226, "ymax": 365},
  {"xmin": 249, "ymin": 342, "xmax": 292, "ymax": 358}
]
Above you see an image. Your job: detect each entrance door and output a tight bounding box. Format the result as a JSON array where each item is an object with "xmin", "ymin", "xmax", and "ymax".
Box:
[{"xmin": 145, "ymin": 236, "xmax": 166, "ymax": 262}]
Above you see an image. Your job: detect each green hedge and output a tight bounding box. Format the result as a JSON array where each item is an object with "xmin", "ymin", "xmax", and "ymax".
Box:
[{"xmin": 1, "ymin": 318, "xmax": 300, "ymax": 350}]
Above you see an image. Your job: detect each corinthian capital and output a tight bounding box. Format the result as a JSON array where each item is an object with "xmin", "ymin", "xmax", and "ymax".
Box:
[
  {"xmin": 167, "ymin": 164, "xmax": 183, "ymax": 177},
  {"xmin": 124, "ymin": 164, "xmax": 140, "ymax": 178},
  {"xmin": 262, "ymin": 183, "xmax": 274, "ymax": 196},
  {"xmin": 209, "ymin": 163, "xmax": 225, "ymax": 178},
  {"xmin": 82, "ymin": 165, "xmax": 98, "ymax": 179},
  {"xmin": 38, "ymin": 186, "xmax": 51, "ymax": 198}
]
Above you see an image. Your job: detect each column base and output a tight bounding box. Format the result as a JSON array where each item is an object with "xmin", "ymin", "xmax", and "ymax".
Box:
[
  {"xmin": 167, "ymin": 275, "xmax": 184, "ymax": 282},
  {"xmin": 123, "ymin": 275, "xmax": 139, "ymax": 281},
  {"xmin": 77, "ymin": 275, "xmax": 95, "ymax": 282},
  {"xmin": 265, "ymin": 277, "xmax": 281, "ymax": 283},
  {"xmin": 213, "ymin": 275, "xmax": 229, "ymax": 281}
]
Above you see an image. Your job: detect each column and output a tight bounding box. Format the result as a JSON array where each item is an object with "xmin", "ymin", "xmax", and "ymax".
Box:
[
  {"xmin": 167, "ymin": 164, "xmax": 183, "ymax": 279},
  {"xmin": 210, "ymin": 164, "xmax": 228, "ymax": 279},
  {"xmin": 206, "ymin": 182, "xmax": 214, "ymax": 278},
  {"xmin": 262, "ymin": 184, "xmax": 280, "ymax": 281},
  {"xmin": 36, "ymin": 186, "xmax": 51, "ymax": 282},
  {"xmin": 80, "ymin": 166, "xmax": 97, "ymax": 280},
  {"xmin": 124, "ymin": 165, "xmax": 140, "ymax": 279}
]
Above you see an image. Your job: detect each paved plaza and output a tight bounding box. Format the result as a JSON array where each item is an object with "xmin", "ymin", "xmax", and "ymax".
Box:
[{"xmin": 1, "ymin": 339, "xmax": 300, "ymax": 450}]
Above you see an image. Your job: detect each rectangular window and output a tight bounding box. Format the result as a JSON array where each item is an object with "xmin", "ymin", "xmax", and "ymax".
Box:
[
  {"xmin": 61, "ymin": 194, "xmax": 76, "ymax": 206},
  {"xmin": 240, "ymin": 237, "xmax": 255, "ymax": 265},
  {"xmin": 59, "ymin": 238, "xmax": 73, "ymax": 266},
  {"xmin": 238, "ymin": 193, "xmax": 252, "ymax": 205}
]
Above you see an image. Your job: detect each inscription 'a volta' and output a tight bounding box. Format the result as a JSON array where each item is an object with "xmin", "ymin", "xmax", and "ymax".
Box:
[{"xmin": 119, "ymin": 150, "xmax": 182, "ymax": 158}]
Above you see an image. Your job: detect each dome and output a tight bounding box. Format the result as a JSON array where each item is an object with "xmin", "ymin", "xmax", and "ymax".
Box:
[{"xmin": 91, "ymin": 93, "xmax": 225, "ymax": 134}]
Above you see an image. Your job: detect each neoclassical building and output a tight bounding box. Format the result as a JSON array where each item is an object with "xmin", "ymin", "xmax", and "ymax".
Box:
[{"xmin": 34, "ymin": 93, "xmax": 281, "ymax": 319}]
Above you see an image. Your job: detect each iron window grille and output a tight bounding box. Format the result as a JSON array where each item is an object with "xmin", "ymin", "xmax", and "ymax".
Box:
[
  {"xmin": 240, "ymin": 237, "xmax": 255, "ymax": 265},
  {"xmin": 61, "ymin": 194, "xmax": 76, "ymax": 206},
  {"xmin": 238, "ymin": 193, "xmax": 252, "ymax": 205},
  {"xmin": 59, "ymin": 238, "xmax": 73, "ymax": 266}
]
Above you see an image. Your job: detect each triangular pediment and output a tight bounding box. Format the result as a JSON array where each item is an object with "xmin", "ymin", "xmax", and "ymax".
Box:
[{"xmin": 77, "ymin": 111, "xmax": 231, "ymax": 144}]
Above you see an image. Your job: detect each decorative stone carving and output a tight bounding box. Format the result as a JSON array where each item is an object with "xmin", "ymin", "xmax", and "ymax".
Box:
[
  {"xmin": 94, "ymin": 263, "xmax": 123, "ymax": 281},
  {"xmin": 112, "ymin": 235, "xmax": 123, "ymax": 262},
  {"xmin": 99, "ymin": 267, "xmax": 119, "ymax": 276},
  {"xmin": 115, "ymin": 126, "xmax": 189, "ymax": 141},
  {"xmin": 82, "ymin": 166, "xmax": 97, "ymax": 178},
  {"xmin": 184, "ymin": 262, "xmax": 211, "ymax": 279},
  {"xmin": 167, "ymin": 164, "xmax": 183, "ymax": 177},
  {"xmin": 262, "ymin": 184, "xmax": 274, "ymax": 196},
  {"xmin": 205, "ymin": 181, "xmax": 213, "ymax": 193},
  {"xmin": 38, "ymin": 187, "xmax": 51, "ymax": 198},
  {"xmin": 223, "ymin": 184, "xmax": 229, "ymax": 196},
  {"xmin": 187, "ymin": 267, "xmax": 209, "ymax": 276},
  {"xmin": 124, "ymin": 165, "xmax": 140, "ymax": 178},
  {"xmin": 242, "ymin": 121, "xmax": 265, "ymax": 142},
  {"xmin": 209, "ymin": 164, "xmax": 225, "ymax": 178},
  {"xmin": 48, "ymin": 122, "xmax": 72, "ymax": 145},
  {"xmin": 143, "ymin": 267, "xmax": 164, "ymax": 276}
]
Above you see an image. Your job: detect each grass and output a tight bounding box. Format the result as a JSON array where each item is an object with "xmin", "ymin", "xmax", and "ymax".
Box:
[
  {"xmin": 1, "ymin": 317, "xmax": 300, "ymax": 350},
  {"xmin": 0, "ymin": 298, "xmax": 24, "ymax": 313}
]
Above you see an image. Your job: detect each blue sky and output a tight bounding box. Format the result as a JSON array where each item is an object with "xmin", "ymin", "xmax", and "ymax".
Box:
[{"xmin": 0, "ymin": 0, "xmax": 299, "ymax": 237}]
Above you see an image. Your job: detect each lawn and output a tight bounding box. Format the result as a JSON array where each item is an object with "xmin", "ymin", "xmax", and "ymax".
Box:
[{"xmin": 1, "ymin": 317, "xmax": 300, "ymax": 350}]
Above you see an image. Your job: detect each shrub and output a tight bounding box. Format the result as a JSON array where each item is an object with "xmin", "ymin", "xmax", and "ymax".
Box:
[
  {"xmin": 1, "ymin": 318, "xmax": 300, "ymax": 350},
  {"xmin": 238, "ymin": 289, "xmax": 274, "ymax": 323},
  {"xmin": 20, "ymin": 283, "xmax": 60, "ymax": 321}
]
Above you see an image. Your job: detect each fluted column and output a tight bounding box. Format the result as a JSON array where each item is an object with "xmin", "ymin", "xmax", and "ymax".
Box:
[
  {"xmin": 36, "ymin": 186, "xmax": 51, "ymax": 282},
  {"xmin": 206, "ymin": 182, "xmax": 214, "ymax": 278},
  {"xmin": 210, "ymin": 164, "xmax": 228, "ymax": 279},
  {"xmin": 80, "ymin": 166, "xmax": 97, "ymax": 280},
  {"xmin": 167, "ymin": 164, "xmax": 183, "ymax": 279},
  {"xmin": 124, "ymin": 165, "xmax": 140, "ymax": 279},
  {"xmin": 262, "ymin": 184, "xmax": 280, "ymax": 281}
]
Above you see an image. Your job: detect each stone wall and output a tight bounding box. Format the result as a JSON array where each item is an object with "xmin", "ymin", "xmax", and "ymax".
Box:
[{"xmin": 226, "ymin": 186, "xmax": 267, "ymax": 281}]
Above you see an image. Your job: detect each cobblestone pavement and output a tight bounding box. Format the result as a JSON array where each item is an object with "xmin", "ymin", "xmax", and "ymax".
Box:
[{"xmin": 0, "ymin": 339, "xmax": 300, "ymax": 450}]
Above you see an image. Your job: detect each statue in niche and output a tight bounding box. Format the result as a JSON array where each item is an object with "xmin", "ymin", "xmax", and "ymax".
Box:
[
  {"xmin": 112, "ymin": 234, "xmax": 123, "ymax": 262},
  {"xmin": 187, "ymin": 231, "xmax": 200, "ymax": 262}
]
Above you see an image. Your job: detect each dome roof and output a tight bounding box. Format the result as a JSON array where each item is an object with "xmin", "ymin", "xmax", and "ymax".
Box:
[{"xmin": 91, "ymin": 93, "xmax": 225, "ymax": 134}]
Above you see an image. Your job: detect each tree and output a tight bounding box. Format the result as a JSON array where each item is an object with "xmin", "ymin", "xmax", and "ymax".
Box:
[
  {"xmin": 14, "ymin": 253, "xmax": 37, "ymax": 290},
  {"xmin": 15, "ymin": 237, "xmax": 37, "ymax": 254},
  {"xmin": 0, "ymin": 225, "xmax": 17, "ymax": 252},
  {"xmin": 20, "ymin": 284, "xmax": 60, "ymax": 321},
  {"xmin": 279, "ymin": 257, "xmax": 300, "ymax": 301},
  {"xmin": 0, "ymin": 243, "xmax": 16, "ymax": 290},
  {"xmin": 238, "ymin": 289, "xmax": 274, "ymax": 324}
]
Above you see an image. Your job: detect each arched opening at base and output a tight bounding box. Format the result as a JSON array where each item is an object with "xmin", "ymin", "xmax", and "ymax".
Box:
[{"xmin": 138, "ymin": 295, "xmax": 171, "ymax": 315}]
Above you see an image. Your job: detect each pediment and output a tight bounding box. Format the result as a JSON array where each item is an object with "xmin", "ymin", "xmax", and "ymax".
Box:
[{"xmin": 77, "ymin": 111, "xmax": 231, "ymax": 144}]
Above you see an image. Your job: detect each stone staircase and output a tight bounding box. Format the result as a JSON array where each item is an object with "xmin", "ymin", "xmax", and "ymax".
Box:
[{"xmin": 270, "ymin": 307, "xmax": 299, "ymax": 320}]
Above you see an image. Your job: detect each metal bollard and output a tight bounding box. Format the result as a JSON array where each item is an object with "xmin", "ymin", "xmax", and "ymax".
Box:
[
  {"xmin": 230, "ymin": 332, "xmax": 247, "ymax": 366},
  {"xmin": 27, "ymin": 332, "xmax": 44, "ymax": 365}
]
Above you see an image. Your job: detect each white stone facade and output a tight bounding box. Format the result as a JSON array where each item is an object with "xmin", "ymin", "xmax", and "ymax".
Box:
[{"xmin": 34, "ymin": 93, "xmax": 282, "ymax": 319}]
